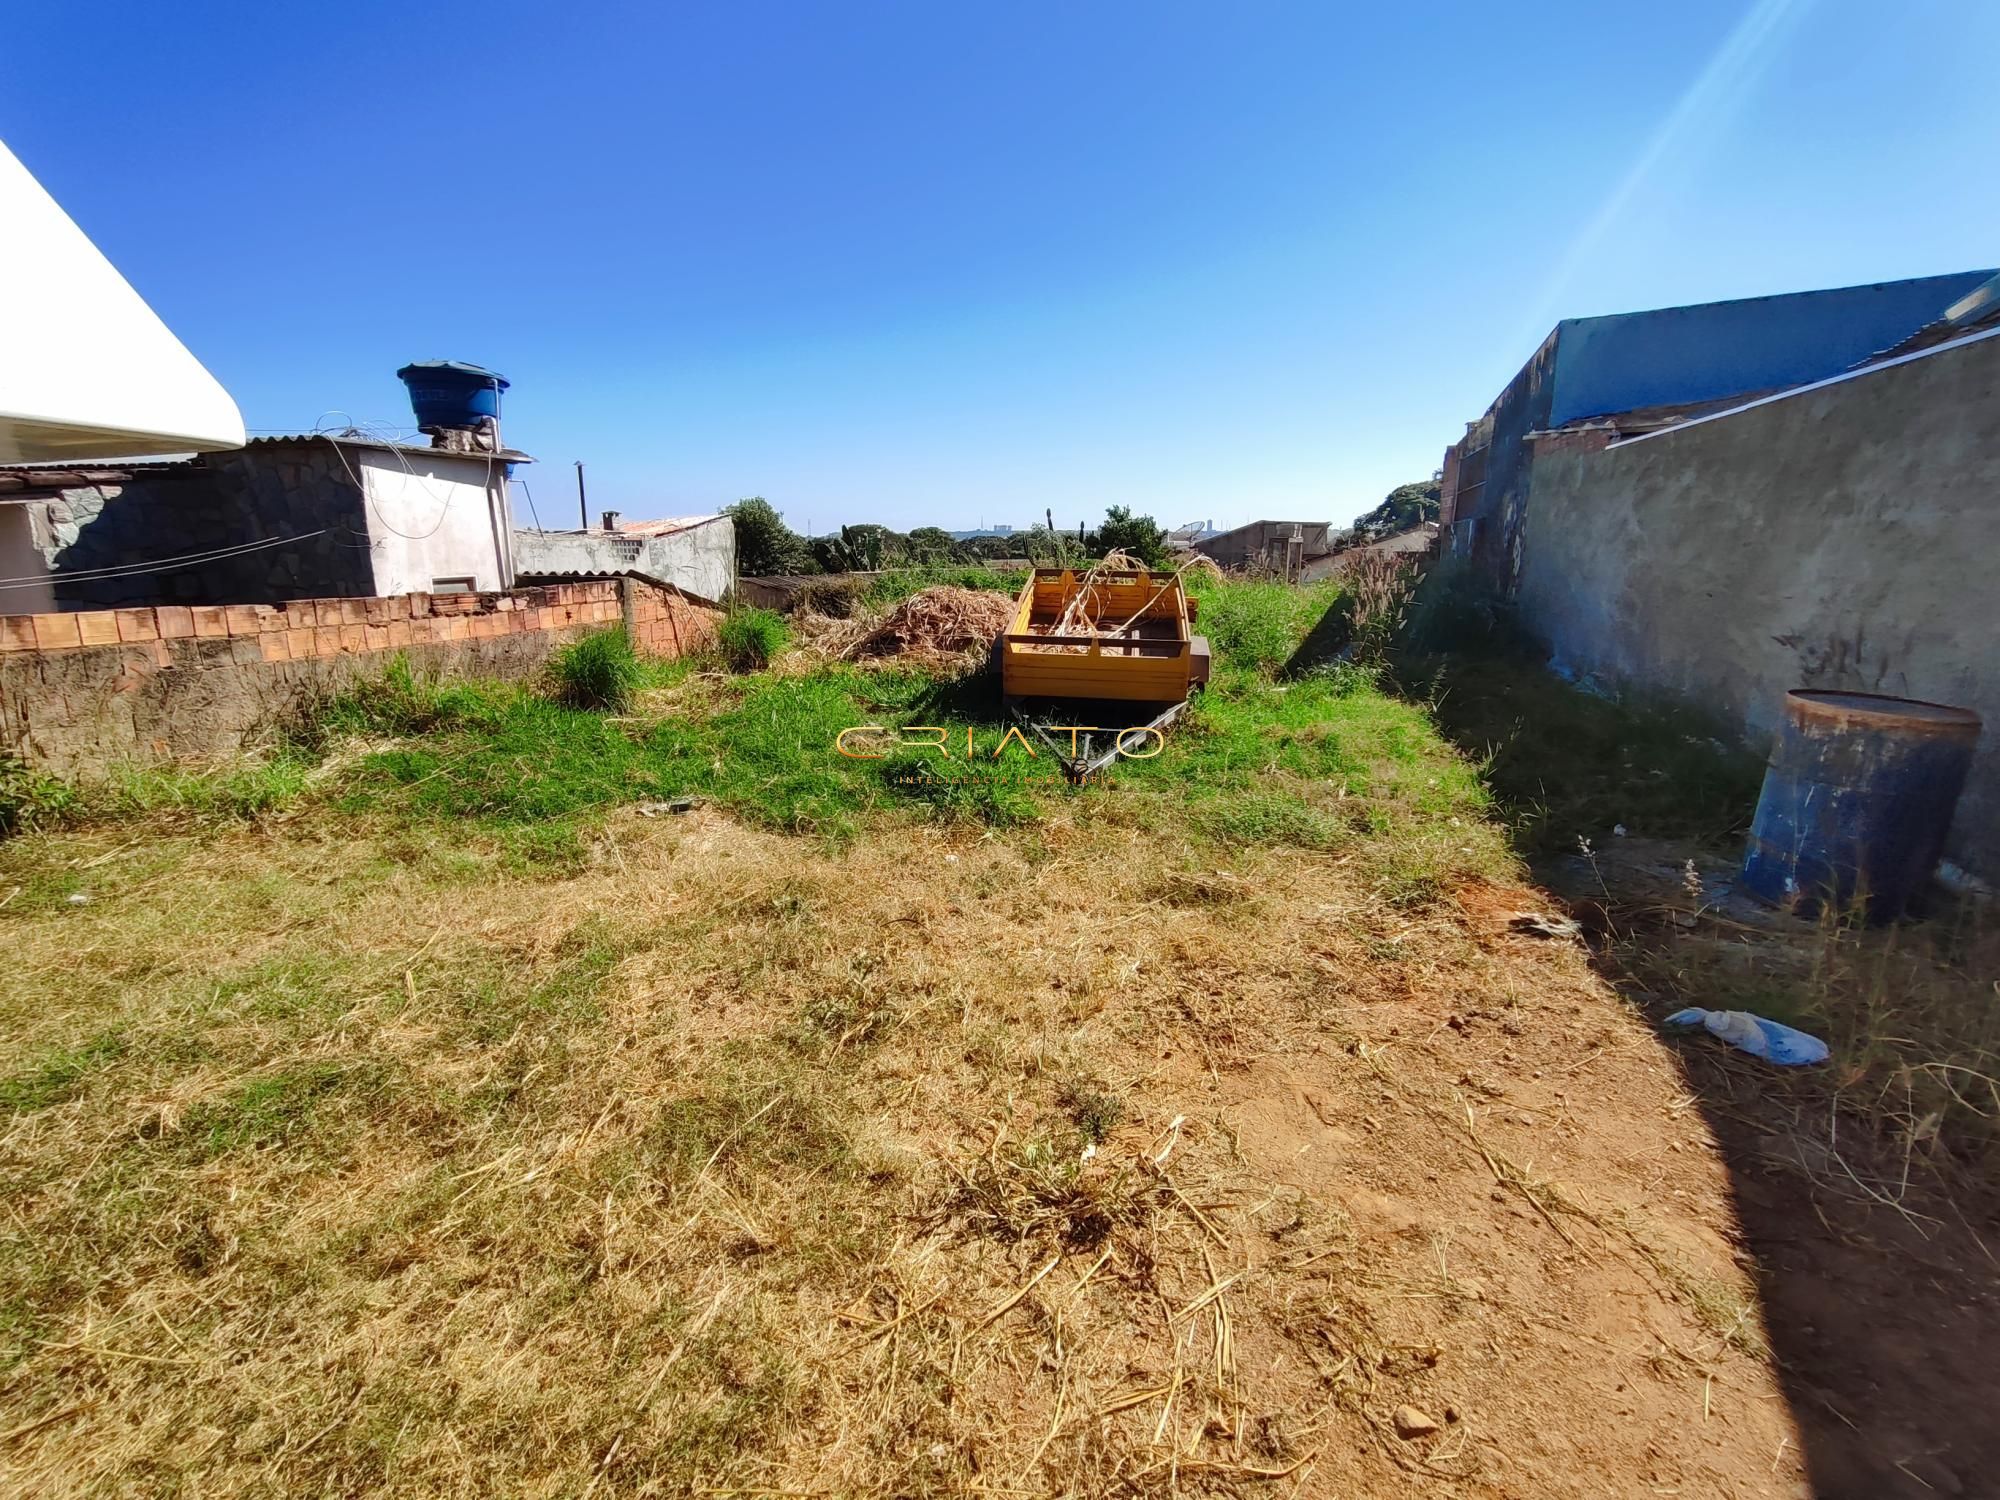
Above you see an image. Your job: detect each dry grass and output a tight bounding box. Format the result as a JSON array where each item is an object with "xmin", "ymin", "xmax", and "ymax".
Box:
[
  {"xmin": 0, "ymin": 782, "xmax": 1805, "ymax": 1497},
  {"xmin": 1561, "ymin": 840, "xmax": 2000, "ymax": 1196}
]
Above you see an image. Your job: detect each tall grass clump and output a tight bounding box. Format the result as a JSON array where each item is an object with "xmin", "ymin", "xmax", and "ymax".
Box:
[
  {"xmin": 0, "ymin": 755, "xmax": 78, "ymax": 836},
  {"xmin": 550, "ymin": 625, "xmax": 641, "ymax": 711},
  {"xmin": 1398, "ymin": 557, "xmax": 1518, "ymax": 655},
  {"xmin": 719, "ymin": 607, "xmax": 789, "ymax": 672},
  {"xmin": 98, "ymin": 756, "xmax": 315, "ymax": 821},
  {"xmin": 1186, "ymin": 575, "xmax": 1341, "ymax": 676}
]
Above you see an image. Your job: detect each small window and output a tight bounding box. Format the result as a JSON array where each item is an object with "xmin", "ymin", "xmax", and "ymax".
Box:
[{"xmin": 431, "ymin": 576, "xmax": 477, "ymax": 593}]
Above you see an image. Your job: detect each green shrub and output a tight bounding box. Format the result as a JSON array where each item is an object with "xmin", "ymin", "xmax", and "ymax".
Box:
[
  {"xmin": 0, "ymin": 755, "xmax": 77, "ymax": 836},
  {"xmin": 718, "ymin": 608, "xmax": 789, "ymax": 673},
  {"xmin": 1186, "ymin": 576, "xmax": 1340, "ymax": 675},
  {"xmin": 550, "ymin": 626, "xmax": 641, "ymax": 711}
]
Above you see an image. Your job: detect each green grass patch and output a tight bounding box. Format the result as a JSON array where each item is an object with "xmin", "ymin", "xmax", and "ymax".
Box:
[
  {"xmin": 0, "ymin": 755, "xmax": 79, "ymax": 835},
  {"xmin": 0, "ymin": 1033, "xmax": 125, "ymax": 1114},
  {"xmin": 95, "ymin": 755, "xmax": 316, "ymax": 821},
  {"xmin": 1399, "ymin": 650, "xmax": 1764, "ymax": 855},
  {"xmin": 718, "ymin": 607, "xmax": 789, "ymax": 672},
  {"xmin": 0, "ymin": 578, "xmax": 1509, "ymax": 890},
  {"xmin": 1185, "ymin": 574, "xmax": 1343, "ymax": 676},
  {"xmin": 179, "ymin": 1061, "xmax": 392, "ymax": 1160},
  {"xmin": 549, "ymin": 625, "xmax": 642, "ymax": 711}
]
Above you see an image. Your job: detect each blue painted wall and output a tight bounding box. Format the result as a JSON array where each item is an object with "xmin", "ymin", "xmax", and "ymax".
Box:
[{"xmin": 1547, "ymin": 270, "xmax": 1993, "ymax": 426}]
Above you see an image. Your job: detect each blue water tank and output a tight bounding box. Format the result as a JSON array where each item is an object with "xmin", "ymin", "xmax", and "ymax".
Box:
[
  {"xmin": 396, "ymin": 360, "xmax": 509, "ymax": 430},
  {"xmin": 1740, "ymin": 691, "xmax": 1981, "ymax": 922}
]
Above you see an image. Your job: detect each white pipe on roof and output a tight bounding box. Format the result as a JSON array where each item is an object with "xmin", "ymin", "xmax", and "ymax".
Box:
[{"xmin": 0, "ymin": 138, "xmax": 245, "ymax": 463}]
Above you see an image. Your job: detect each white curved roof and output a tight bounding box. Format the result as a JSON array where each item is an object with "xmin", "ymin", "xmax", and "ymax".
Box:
[{"xmin": 0, "ymin": 139, "xmax": 244, "ymax": 462}]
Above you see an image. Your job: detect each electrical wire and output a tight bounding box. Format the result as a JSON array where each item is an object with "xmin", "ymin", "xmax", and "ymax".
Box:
[
  {"xmin": 310, "ymin": 413, "xmax": 498, "ymax": 543},
  {"xmin": 515, "ymin": 476, "xmax": 543, "ymax": 532},
  {"xmin": 0, "ymin": 530, "xmax": 327, "ymax": 593},
  {"xmin": 1, "ymin": 409, "xmax": 505, "ymax": 595}
]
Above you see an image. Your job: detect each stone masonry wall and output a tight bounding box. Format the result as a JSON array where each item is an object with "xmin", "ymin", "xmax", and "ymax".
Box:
[
  {"xmin": 0, "ymin": 578, "xmax": 721, "ymax": 774},
  {"xmin": 30, "ymin": 443, "xmax": 377, "ymax": 609}
]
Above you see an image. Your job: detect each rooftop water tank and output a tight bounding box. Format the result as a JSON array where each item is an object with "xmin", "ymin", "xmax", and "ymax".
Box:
[{"xmin": 396, "ymin": 360, "xmax": 509, "ymax": 430}]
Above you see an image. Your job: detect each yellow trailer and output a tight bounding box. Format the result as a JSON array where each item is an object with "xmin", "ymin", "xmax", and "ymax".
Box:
[{"xmin": 999, "ymin": 566, "xmax": 1210, "ymax": 706}]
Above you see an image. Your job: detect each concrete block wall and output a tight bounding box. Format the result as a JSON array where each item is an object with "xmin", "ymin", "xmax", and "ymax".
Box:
[
  {"xmin": 0, "ymin": 578, "xmax": 720, "ymax": 775},
  {"xmin": 1512, "ymin": 329, "xmax": 2000, "ymax": 877}
]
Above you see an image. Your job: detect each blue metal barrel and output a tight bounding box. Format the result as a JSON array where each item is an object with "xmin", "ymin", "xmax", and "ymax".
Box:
[
  {"xmin": 1740, "ymin": 690, "xmax": 1981, "ymax": 921},
  {"xmin": 395, "ymin": 360, "xmax": 509, "ymax": 430}
]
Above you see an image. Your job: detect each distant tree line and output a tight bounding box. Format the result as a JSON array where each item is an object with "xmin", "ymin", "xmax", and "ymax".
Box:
[
  {"xmin": 725, "ymin": 479, "xmax": 1444, "ymax": 580},
  {"xmin": 723, "ymin": 498, "xmax": 1171, "ymax": 576}
]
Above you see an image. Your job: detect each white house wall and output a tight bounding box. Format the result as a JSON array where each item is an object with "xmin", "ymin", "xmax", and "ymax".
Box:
[
  {"xmin": 358, "ymin": 451, "xmax": 514, "ymax": 595},
  {"xmin": 512, "ymin": 517, "xmax": 735, "ymax": 605}
]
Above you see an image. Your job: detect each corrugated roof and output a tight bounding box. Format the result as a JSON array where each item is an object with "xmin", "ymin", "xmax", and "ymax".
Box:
[
  {"xmin": 616, "ymin": 515, "xmax": 725, "ymax": 537},
  {"xmin": 0, "ymin": 458, "xmax": 202, "ymax": 492},
  {"xmin": 245, "ymin": 433, "xmax": 536, "ymax": 464}
]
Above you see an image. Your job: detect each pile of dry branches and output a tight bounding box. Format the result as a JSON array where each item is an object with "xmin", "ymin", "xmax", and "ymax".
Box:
[{"xmin": 844, "ymin": 586, "xmax": 1017, "ymax": 666}]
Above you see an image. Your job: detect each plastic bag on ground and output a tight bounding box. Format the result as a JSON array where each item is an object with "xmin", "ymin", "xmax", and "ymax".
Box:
[{"xmin": 1664, "ymin": 1007, "xmax": 1829, "ymax": 1066}]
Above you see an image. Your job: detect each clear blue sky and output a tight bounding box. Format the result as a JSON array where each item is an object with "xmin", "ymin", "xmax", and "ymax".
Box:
[{"xmin": 8, "ymin": 1, "xmax": 1999, "ymax": 534}]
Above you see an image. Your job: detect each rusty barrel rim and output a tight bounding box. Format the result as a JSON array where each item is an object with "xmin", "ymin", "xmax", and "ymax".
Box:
[{"xmin": 1784, "ymin": 690, "xmax": 1982, "ymax": 740}]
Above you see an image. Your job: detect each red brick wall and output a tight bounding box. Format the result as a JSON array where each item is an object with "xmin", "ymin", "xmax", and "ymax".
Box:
[
  {"xmin": 0, "ymin": 579, "xmax": 721, "ymax": 775},
  {"xmin": 0, "ymin": 579, "xmax": 722, "ymax": 666},
  {"xmin": 624, "ymin": 580, "xmax": 722, "ymax": 658}
]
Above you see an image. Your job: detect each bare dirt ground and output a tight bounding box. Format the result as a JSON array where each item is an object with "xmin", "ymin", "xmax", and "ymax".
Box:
[
  {"xmin": 1542, "ymin": 837, "xmax": 2000, "ymax": 1500},
  {"xmin": 0, "ymin": 807, "xmax": 1823, "ymax": 1496}
]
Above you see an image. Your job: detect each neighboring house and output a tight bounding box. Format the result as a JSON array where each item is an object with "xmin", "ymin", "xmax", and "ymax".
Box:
[
  {"xmin": 1482, "ymin": 274, "xmax": 2000, "ymax": 876},
  {"xmin": 0, "ymin": 432, "xmax": 528, "ymax": 609},
  {"xmin": 1193, "ymin": 519, "xmax": 1335, "ymax": 579},
  {"xmin": 1300, "ymin": 522, "xmax": 1438, "ymax": 582},
  {"xmin": 1166, "ymin": 519, "xmax": 1222, "ymax": 552},
  {"xmin": 514, "ymin": 514, "xmax": 735, "ymax": 606},
  {"xmin": 1438, "ymin": 270, "xmax": 1995, "ymax": 591}
]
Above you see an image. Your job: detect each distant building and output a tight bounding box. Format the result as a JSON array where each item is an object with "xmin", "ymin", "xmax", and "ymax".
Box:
[
  {"xmin": 1166, "ymin": 519, "xmax": 1222, "ymax": 551},
  {"xmin": 947, "ymin": 524, "xmax": 1020, "ymax": 541},
  {"xmin": 514, "ymin": 514, "xmax": 734, "ymax": 605},
  {"xmin": 1300, "ymin": 522, "xmax": 1438, "ymax": 582},
  {"xmin": 1192, "ymin": 519, "xmax": 1334, "ymax": 580}
]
